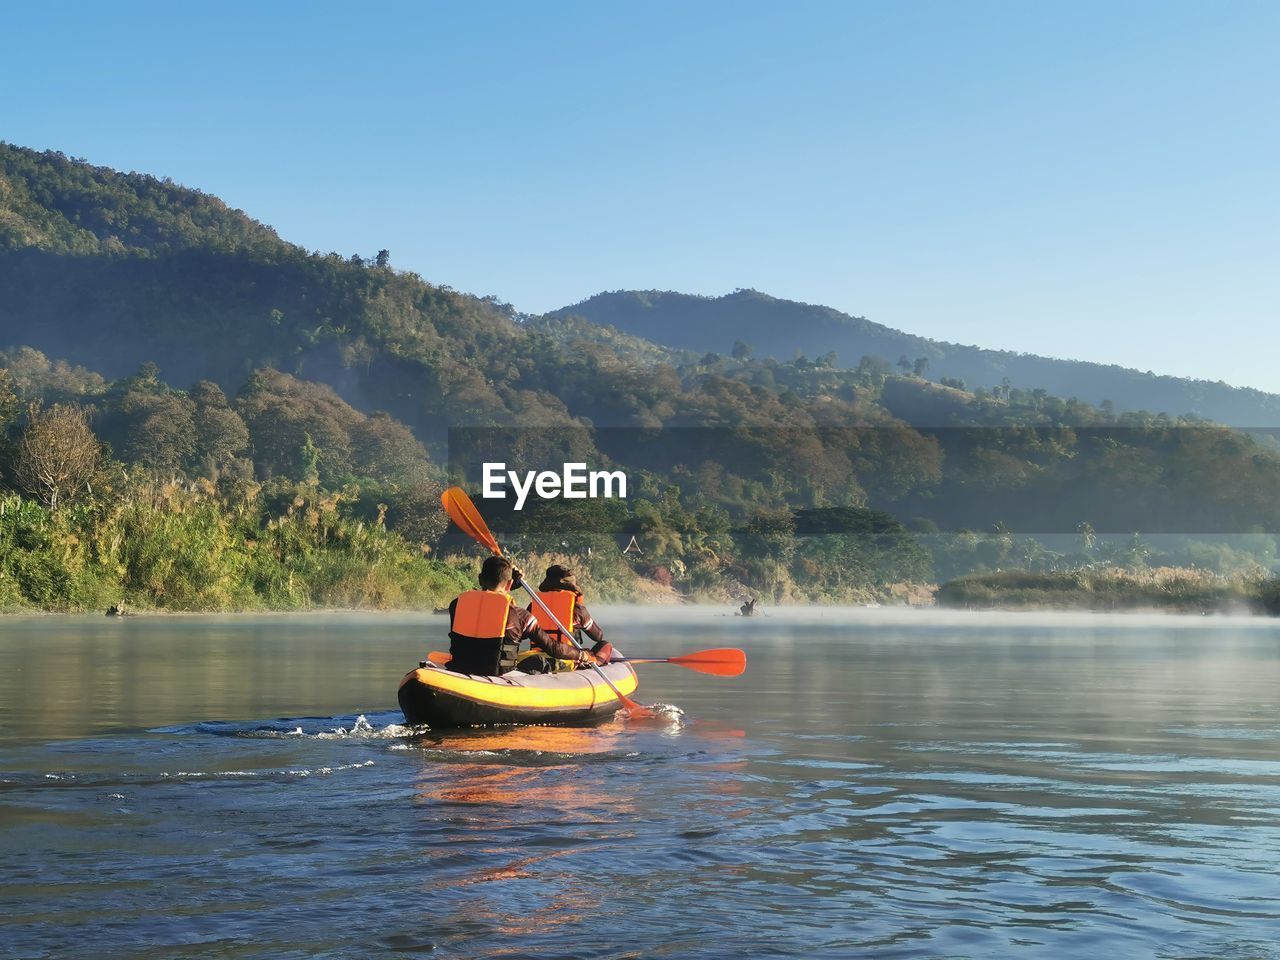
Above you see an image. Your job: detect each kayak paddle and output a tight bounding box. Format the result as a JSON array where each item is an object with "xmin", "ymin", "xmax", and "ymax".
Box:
[
  {"xmin": 425, "ymin": 646, "xmax": 746, "ymax": 677},
  {"xmin": 441, "ymin": 485, "xmax": 502, "ymax": 555},
  {"xmin": 439, "ymin": 486, "xmax": 657, "ymax": 719},
  {"xmin": 616, "ymin": 648, "xmax": 747, "ymax": 676}
]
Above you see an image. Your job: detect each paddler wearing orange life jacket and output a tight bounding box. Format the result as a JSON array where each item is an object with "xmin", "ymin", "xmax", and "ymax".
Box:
[
  {"xmin": 447, "ymin": 556, "xmax": 594, "ymax": 676},
  {"xmin": 518, "ymin": 564, "xmax": 614, "ymax": 674}
]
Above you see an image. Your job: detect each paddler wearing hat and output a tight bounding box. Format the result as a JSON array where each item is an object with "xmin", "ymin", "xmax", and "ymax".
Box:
[{"xmin": 518, "ymin": 564, "xmax": 614, "ymax": 674}]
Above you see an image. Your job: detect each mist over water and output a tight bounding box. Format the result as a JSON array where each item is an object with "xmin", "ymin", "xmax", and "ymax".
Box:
[{"xmin": 2, "ymin": 609, "xmax": 1280, "ymax": 958}]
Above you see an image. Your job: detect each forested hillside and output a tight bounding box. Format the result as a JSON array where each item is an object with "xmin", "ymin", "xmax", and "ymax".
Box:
[
  {"xmin": 550, "ymin": 289, "xmax": 1280, "ymax": 427},
  {"xmin": 2, "ymin": 142, "xmax": 1278, "ymax": 611}
]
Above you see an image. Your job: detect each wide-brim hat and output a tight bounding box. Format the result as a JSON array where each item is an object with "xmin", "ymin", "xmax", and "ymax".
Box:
[{"xmin": 540, "ymin": 564, "xmax": 578, "ymax": 591}]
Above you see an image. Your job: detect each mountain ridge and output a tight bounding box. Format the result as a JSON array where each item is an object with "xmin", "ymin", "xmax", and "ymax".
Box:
[
  {"xmin": 548, "ymin": 288, "xmax": 1280, "ymax": 426},
  {"xmin": 3, "ymin": 140, "xmax": 1277, "ymax": 437},
  {"xmin": 0, "ymin": 143, "xmax": 285, "ymax": 256}
]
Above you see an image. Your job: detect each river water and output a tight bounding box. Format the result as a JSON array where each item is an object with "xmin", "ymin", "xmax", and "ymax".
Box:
[{"xmin": 2, "ymin": 608, "xmax": 1280, "ymax": 959}]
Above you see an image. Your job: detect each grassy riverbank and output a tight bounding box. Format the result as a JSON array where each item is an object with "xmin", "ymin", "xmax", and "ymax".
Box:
[
  {"xmin": 936, "ymin": 568, "xmax": 1280, "ymax": 615},
  {"xmin": 9, "ymin": 479, "xmax": 1275, "ymax": 617},
  {"xmin": 0, "ymin": 486, "xmax": 476, "ymax": 613}
]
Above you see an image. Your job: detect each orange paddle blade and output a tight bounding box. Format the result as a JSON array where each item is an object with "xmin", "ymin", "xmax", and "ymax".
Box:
[
  {"xmin": 441, "ymin": 486, "xmax": 501, "ymax": 555},
  {"xmin": 665, "ymin": 648, "xmax": 747, "ymax": 677},
  {"xmin": 427, "ymin": 651, "xmax": 452, "ymax": 665},
  {"xmin": 621, "ymin": 648, "xmax": 747, "ymax": 676},
  {"xmin": 618, "ymin": 695, "xmax": 657, "ymax": 719}
]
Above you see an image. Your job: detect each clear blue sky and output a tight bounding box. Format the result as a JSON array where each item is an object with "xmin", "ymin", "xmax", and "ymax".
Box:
[{"xmin": 4, "ymin": 1, "xmax": 1278, "ymax": 391}]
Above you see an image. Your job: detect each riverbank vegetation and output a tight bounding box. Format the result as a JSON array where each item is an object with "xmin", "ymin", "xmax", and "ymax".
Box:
[{"xmin": 0, "ymin": 484, "xmax": 474, "ymax": 612}]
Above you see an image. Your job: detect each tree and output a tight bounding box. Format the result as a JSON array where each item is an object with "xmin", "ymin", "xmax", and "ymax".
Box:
[
  {"xmin": 98, "ymin": 386, "xmax": 196, "ymax": 473},
  {"xmin": 735, "ymin": 507, "xmax": 799, "ymax": 594},
  {"xmin": 300, "ymin": 433, "xmax": 321, "ymax": 484},
  {"xmin": 1119, "ymin": 532, "xmax": 1151, "ymax": 569},
  {"xmin": 375, "ymin": 249, "xmax": 391, "ymax": 268},
  {"xmin": 0, "ymin": 347, "xmax": 108, "ymax": 402},
  {"xmin": 731, "ymin": 340, "xmax": 752, "ymax": 362},
  {"xmin": 897, "ymin": 355, "xmax": 912, "ymax": 372},
  {"xmin": 1077, "ymin": 521, "xmax": 1096, "ymax": 553},
  {"xmin": 236, "ymin": 368, "xmax": 360, "ymax": 481},
  {"xmin": 14, "ymin": 403, "xmax": 101, "ymax": 509},
  {"xmin": 352, "ymin": 412, "xmax": 430, "ymax": 481},
  {"xmin": 913, "ymin": 356, "xmax": 929, "ymax": 377},
  {"xmin": 96, "ymin": 364, "xmax": 198, "ymax": 474},
  {"xmin": 0, "ymin": 369, "xmax": 17, "ymax": 429},
  {"xmin": 385, "ymin": 479, "xmax": 449, "ymax": 546},
  {"xmin": 855, "ymin": 355, "xmax": 891, "ymax": 389},
  {"xmin": 0, "ymin": 369, "xmax": 17, "ymax": 476},
  {"xmin": 190, "ymin": 381, "xmax": 250, "ymax": 477},
  {"xmin": 134, "ymin": 361, "xmax": 162, "ymax": 387}
]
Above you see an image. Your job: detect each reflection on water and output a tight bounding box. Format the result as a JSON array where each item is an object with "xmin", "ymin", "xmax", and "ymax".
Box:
[
  {"xmin": 414, "ymin": 728, "xmax": 635, "ymax": 814},
  {"xmin": 419, "ymin": 721, "xmax": 634, "ymax": 757},
  {"xmin": 2, "ymin": 609, "xmax": 1280, "ymax": 958}
]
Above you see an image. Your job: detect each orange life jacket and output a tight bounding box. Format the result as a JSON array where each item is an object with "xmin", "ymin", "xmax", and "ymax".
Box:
[
  {"xmin": 449, "ymin": 590, "xmax": 518, "ymax": 675},
  {"xmin": 533, "ymin": 590, "xmax": 577, "ymax": 642},
  {"xmin": 516, "ymin": 590, "xmax": 580, "ymax": 673},
  {"xmin": 453, "ymin": 591, "xmax": 511, "ymax": 638}
]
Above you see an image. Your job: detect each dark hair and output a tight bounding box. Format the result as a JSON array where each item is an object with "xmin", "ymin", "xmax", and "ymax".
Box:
[{"xmin": 478, "ymin": 556, "xmax": 513, "ymax": 590}]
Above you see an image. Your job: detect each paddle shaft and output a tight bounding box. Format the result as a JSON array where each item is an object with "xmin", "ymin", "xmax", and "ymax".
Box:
[
  {"xmin": 520, "ymin": 580, "xmax": 642, "ymax": 710},
  {"xmin": 426, "ymin": 648, "xmax": 744, "ymax": 676}
]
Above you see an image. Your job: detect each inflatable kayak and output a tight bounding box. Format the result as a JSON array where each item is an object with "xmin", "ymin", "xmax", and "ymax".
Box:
[{"xmin": 398, "ymin": 656, "xmax": 639, "ymax": 728}]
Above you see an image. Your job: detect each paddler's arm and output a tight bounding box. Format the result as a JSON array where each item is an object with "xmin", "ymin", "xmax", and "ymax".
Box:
[
  {"xmin": 575, "ymin": 600, "xmax": 613, "ymax": 663},
  {"xmin": 575, "ymin": 600, "xmax": 605, "ymax": 645}
]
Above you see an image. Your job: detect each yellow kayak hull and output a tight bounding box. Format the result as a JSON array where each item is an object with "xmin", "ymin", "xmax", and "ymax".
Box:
[{"xmin": 397, "ymin": 658, "xmax": 639, "ymax": 728}]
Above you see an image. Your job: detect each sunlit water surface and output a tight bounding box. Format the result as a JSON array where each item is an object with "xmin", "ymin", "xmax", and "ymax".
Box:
[{"xmin": 2, "ymin": 608, "xmax": 1280, "ymax": 958}]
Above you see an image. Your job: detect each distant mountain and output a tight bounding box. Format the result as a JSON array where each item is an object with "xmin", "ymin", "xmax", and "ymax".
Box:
[
  {"xmin": 521, "ymin": 312, "xmax": 690, "ymax": 367},
  {"xmin": 548, "ymin": 290, "xmax": 1280, "ymax": 426}
]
